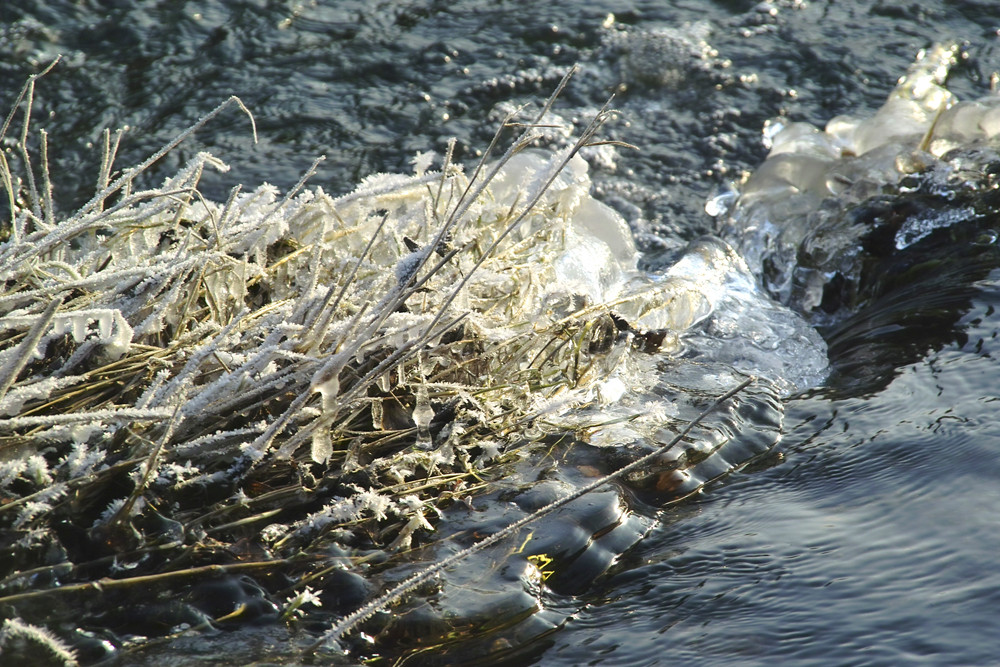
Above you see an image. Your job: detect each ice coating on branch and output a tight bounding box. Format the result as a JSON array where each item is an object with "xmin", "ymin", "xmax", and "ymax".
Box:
[{"xmin": 0, "ymin": 376, "xmax": 82, "ymax": 417}]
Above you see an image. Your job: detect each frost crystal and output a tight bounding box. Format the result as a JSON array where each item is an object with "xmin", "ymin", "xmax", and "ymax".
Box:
[{"xmin": 0, "ymin": 618, "xmax": 78, "ymax": 667}]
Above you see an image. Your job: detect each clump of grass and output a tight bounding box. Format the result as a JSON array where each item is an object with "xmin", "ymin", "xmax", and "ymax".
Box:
[{"xmin": 0, "ymin": 61, "xmax": 756, "ymax": 661}]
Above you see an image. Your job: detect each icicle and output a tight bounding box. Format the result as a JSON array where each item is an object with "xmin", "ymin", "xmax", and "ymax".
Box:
[
  {"xmin": 371, "ymin": 397, "xmax": 384, "ymax": 430},
  {"xmin": 342, "ymin": 437, "xmax": 363, "ymax": 474},
  {"xmin": 412, "ymin": 387, "xmax": 434, "ymax": 450},
  {"xmin": 313, "ymin": 370, "xmax": 341, "ymax": 415},
  {"xmin": 311, "ymin": 427, "xmax": 333, "ymax": 464}
]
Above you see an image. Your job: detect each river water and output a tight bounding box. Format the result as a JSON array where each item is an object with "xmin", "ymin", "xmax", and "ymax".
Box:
[{"xmin": 3, "ymin": 1, "xmax": 1000, "ymax": 665}]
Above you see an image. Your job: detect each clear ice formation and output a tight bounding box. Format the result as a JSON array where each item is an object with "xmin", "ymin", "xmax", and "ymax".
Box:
[
  {"xmin": 715, "ymin": 43, "xmax": 1000, "ymax": 314},
  {"xmin": 484, "ymin": 150, "xmax": 829, "ymax": 400}
]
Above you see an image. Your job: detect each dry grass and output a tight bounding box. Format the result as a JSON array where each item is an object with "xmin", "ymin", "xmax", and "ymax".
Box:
[{"xmin": 1, "ymin": 63, "xmax": 751, "ymax": 661}]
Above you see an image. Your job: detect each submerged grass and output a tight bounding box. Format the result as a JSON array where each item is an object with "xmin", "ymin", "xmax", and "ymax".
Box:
[{"xmin": 0, "ymin": 62, "xmax": 752, "ymax": 662}]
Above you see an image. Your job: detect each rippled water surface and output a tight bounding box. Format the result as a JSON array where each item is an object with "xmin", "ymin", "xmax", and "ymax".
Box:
[
  {"xmin": 547, "ymin": 290, "xmax": 1000, "ymax": 665},
  {"xmin": 3, "ymin": 0, "xmax": 1000, "ymax": 665}
]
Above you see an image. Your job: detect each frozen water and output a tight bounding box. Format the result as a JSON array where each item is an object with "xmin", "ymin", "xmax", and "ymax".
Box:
[
  {"xmin": 716, "ymin": 43, "xmax": 1000, "ymax": 312},
  {"xmin": 895, "ymin": 206, "xmax": 977, "ymax": 250},
  {"xmin": 473, "ymin": 150, "xmax": 827, "ymax": 396}
]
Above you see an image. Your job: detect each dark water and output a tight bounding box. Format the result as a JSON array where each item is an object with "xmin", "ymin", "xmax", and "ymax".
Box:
[
  {"xmin": 547, "ymin": 298, "xmax": 1000, "ymax": 665},
  {"xmin": 3, "ymin": 1, "xmax": 1000, "ymax": 665}
]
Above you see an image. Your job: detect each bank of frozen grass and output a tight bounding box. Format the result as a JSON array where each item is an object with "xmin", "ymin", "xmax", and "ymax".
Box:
[{"xmin": 1, "ymin": 64, "xmax": 735, "ymax": 660}]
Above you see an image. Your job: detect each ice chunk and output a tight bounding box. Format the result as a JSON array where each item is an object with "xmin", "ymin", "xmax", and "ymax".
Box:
[
  {"xmin": 716, "ymin": 42, "xmax": 999, "ymax": 311},
  {"xmin": 895, "ymin": 207, "xmax": 976, "ymax": 250}
]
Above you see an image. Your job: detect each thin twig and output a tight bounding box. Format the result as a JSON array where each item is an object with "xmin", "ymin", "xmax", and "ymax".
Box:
[
  {"xmin": 109, "ymin": 403, "xmax": 182, "ymax": 529},
  {"xmin": 0, "ymin": 56, "xmax": 60, "ymax": 145},
  {"xmin": 75, "ymin": 96, "xmax": 256, "ymax": 220},
  {"xmin": 0, "ymin": 558, "xmax": 301, "ymax": 607}
]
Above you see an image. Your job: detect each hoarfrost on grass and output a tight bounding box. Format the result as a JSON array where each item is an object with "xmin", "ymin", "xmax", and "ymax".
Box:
[{"xmin": 0, "ymin": 618, "xmax": 79, "ymax": 667}]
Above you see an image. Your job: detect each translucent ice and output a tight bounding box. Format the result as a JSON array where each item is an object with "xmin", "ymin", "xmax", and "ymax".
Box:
[{"xmin": 716, "ymin": 43, "xmax": 1000, "ymax": 310}]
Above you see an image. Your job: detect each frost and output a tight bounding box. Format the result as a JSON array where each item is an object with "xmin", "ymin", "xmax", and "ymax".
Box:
[
  {"xmin": 260, "ymin": 523, "xmax": 290, "ymax": 544},
  {"xmin": 14, "ymin": 500, "xmax": 53, "ymax": 529},
  {"xmin": 58, "ymin": 442, "xmax": 105, "ymax": 478},
  {"xmin": 0, "ymin": 458, "xmax": 27, "ymax": 489},
  {"xmin": 6, "ymin": 51, "xmax": 987, "ymax": 654},
  {"xmin": 355, "ymin": 488, "xmax": 392, "ymax": 521},
  {"xmin": 282, "ymin": 585, "xmax": 323, "ymax": 620},
  {"xmin": 14, "ymin": 527, "xmax": 53, "ymax": 550},
  {"xmin": 0, "ymin": 618, "xmax": 78, "ymax": 667},
  {"xmin": 394, "ymin": 247, "xmax": 430, "ymax": 286},
  {"xmin": 0, "ymin": 408, "xmax": 172, "ymax": 432},
  {"xmin": 0, "ymin": 375, "xmax": 84, "ymax": 417},
  {"xmin": 153, "ymin": 461, "xmax": 201, "ymax": 488},
  {"xmin": 389, "ymin": 495, "xmax": 436, "ymax": 550},
  {"xmin": 92, "ymin": 496, "xmax": 146, "ymax": 528},
  {"xmin": 411, "ymin": 151, "xmax": 436, "ymax": 177},
  {"xmin": 23, "ymin": 454, "xmax": 53, "ymax": 487},
  {"xmin": 472, "ymin": 439, "xmax": 505, "ymax": 468},
  {"xmin": 286, "ymin": 488, "xmax": 395, "ymax": 541}
]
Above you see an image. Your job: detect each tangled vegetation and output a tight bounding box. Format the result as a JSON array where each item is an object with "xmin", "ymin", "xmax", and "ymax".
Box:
[{"xmin": 0, "ymin": 61, "xmax": 767, "ymax": 663}]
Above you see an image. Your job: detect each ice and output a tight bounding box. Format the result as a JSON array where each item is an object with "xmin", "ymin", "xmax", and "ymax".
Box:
[
  {"xmin": 0, "ymin": 98, "xmax": 831, "ymax": 479},
  {"xmin": 402, "ymin": 143, "xmax": 831, "ymax": 410},
  {"xmin": 705, "ymin": 189, "xmax": 738, "ymax": 218},
  {"xmin": 311, "ymin": 428, "xmax": 333, "ymax": 465},
  {"xmin": 601, "ymin": 19, "xmax": 719, "ymax": 88},
  {"xmin": 9, "ymin": 43, "xmax": 1000, "ymax": 660},
  {"xmin": 767, "ymin": 121, "xmax": 839, "ymax": 159},
  {"xmin": 411, "ymin": 387, "xmax": 435, "ymax": 450},
  {"xmin": 478, "ymin": 150, "xmax": 828, "ymax": 397},
  {"xmin": 553, "ymin": 223, "xmax": 628, "ymax": 305},
  {"xmin": 717, "ymin": 42, "xmax": 1000, "ymax": 311},
  {"xmin": 0, "ymin": 375, "xmax": 82, "ymax": 417},
  {"xmin": 895, "ymin": 207, "xmax": 976, "ymax": 250},
  {"xmin": 642, "ymin": 236, "xmax": 827, "ymax": 394},
  {"xmin": 595, "ymin": 376, "xmax": 628, "ymax": 405}
]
